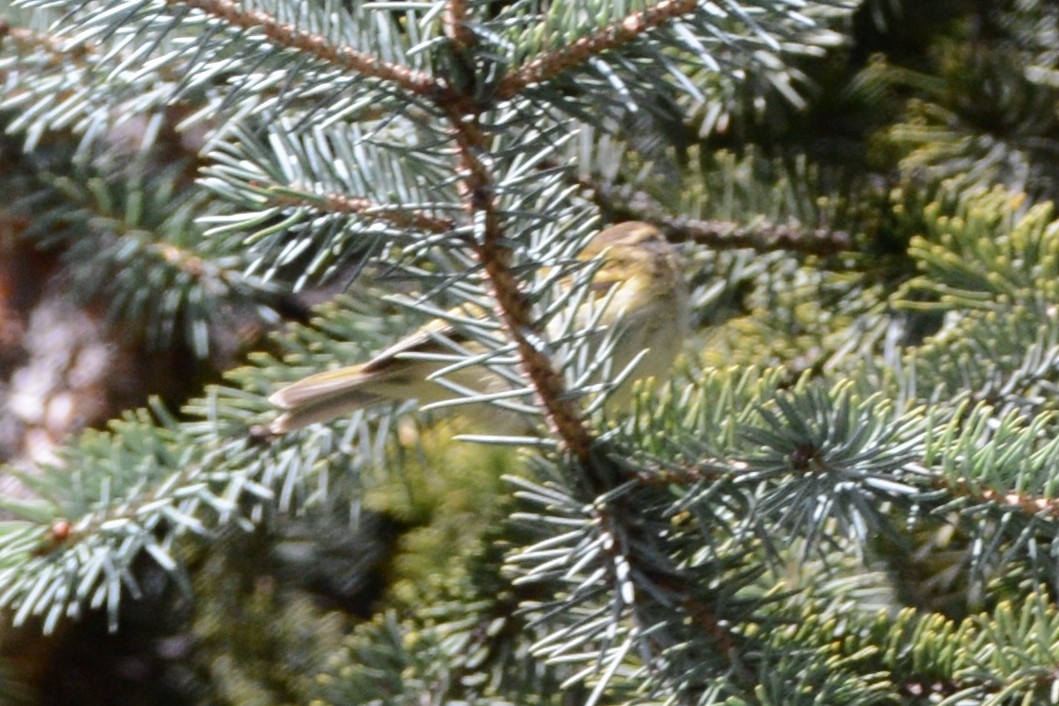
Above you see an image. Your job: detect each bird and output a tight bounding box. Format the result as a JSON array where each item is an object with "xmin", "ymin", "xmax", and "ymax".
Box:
[{"xmin": 268, "ymin": 221, "xmax": 688, "ymax": 433}]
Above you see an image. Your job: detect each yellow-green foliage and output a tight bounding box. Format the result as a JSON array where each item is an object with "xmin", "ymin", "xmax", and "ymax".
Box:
[{"xmin": 368, "ymin": 417, "xmax": 514, "ymax": 607}]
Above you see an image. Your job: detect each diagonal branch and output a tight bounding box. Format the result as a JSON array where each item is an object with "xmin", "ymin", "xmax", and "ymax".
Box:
[
  {"xmin": 0, "ymin": 20, "xmax": 92, "ymax": 62},
  {"xmin": 496, "ymin": 0, "xmax": 699, "ymax": 99},
  {"xmin": 663, "ymin": 215, "xmax": 853, "ymax": 255},
  {"xmin": 177, "ymin": 0, "xmax": 442, "ymax": 98},
  {"xmin": 265, "ymin": 189, "xmax": 457, "ymax": 234},
  {"xmin": 446, "ymin": 115, "xmax": 595, "ymax": 461},
  {"xmin": 580, "ymin": 175, "xmax": 854, "ymax": 255}
]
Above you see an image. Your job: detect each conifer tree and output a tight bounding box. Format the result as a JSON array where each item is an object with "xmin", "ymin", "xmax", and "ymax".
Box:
[{"xmin": 4, "ymin": 0, "xmax": 1059, "ymax": 704}]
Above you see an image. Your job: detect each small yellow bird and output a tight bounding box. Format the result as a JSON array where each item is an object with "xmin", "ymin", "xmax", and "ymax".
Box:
[{"xmin": 269, "ymin": 222, "xmax": 688, "ymax": 433}]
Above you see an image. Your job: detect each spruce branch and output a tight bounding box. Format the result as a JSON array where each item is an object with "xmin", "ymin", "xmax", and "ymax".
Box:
[
  {"xmin": 447, "ymin": 108, "xmax": 595, "ymax": 462},
  {"xmin": 595, "ymin": 499, "xmax": 741, "ymax": 656},
  {"xmin": 265, "ymin": 189, "xmax": 457, "ymax": 235},
  {"xmin": 497, "ymin": 0, "xmax": 699, "ymax": 99},
  {"xmin": 443, "ymin": 0, "xmax": 475, "ymax": 49},
  {"xmin": 976, "ymin": 487, "xmax": 1059, "ymax": 518},
  {"xmin": 627, "ymin": 456, "xmax": 739, "ymax": 487},
  {"xmin": 15, "ymin": 1, "xmax": 1032, "ymax": 700},
  {"xmin": 605, "ymin": 187, "xmax": 851, "ymax": 254},
  {"xmin": 0, "ymin": 19, "xmax": 81, "ymax": 61},
  {"xmin": 176, "ymin": 0, "xmax": 441, "ymax": 98},
  {"xmin": 577, "ymin": 170, "xmax": 854, "ymax": 255},
  {"xmin": 14, "ymin": 164, "xmax": 292, "ymax": 355},
  {"xmin": 666, "ymin": 215, "xmax": 853, "ymax": 255}
]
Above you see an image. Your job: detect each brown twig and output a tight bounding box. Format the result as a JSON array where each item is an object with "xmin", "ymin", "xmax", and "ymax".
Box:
[
  {"xmin": 579, "ymin": 176, "xmax": 854, "ymax": 256},
  {"xmin": 664, "ymin": 217, "xmax": 853, "ymax": 256},
  {"xmin": 446, "ymin": 108, "xmax": 596, "ymax": 461},
  {"xmin": 444, "ymin": 0, "xmax": 475, "ymax": 48},
  {"xmin": 958, "ymin": 482, "xmax": 1059, "ymax": 518},
  {"xmin": 266, "ymin": 189, "xmax": 457, "ymax": 234},
  {"xmin": 177, "ymin": 0, "xmax": 442, "ymax": 98},
  {"xmin": 496, "ymin": 0, "xmax": 699, "ymax": 99},
  {"xmin": 629, "ymin": 457, "xmax": 743, "ymax": 486},
  {"xmin": 0, "ymin": 23, "xmax": 93, "ymax": 70},
  {"xmin": 596, "ymin": 505, "xmax": 741, "ymax": 664}
]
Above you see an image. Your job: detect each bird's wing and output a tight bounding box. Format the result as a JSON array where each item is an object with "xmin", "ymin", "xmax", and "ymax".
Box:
[{"xmin": 359, "ymin": 317, "xmax": 470, "ymax": 374}]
